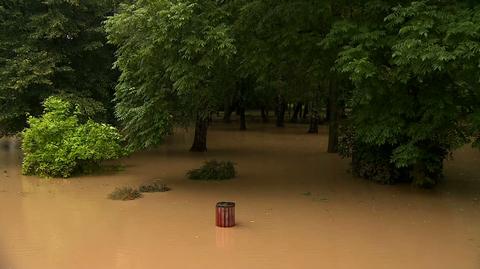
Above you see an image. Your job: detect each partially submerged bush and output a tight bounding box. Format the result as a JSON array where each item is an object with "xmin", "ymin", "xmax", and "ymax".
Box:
[
  {"xmin": 139, "ymin": 181, "xmax": 170, "ymax": 192},
  {"xmin": 21, "ymin": 97, "xmax": 128, "ymax": 178},
  {"xmin": 339, "ymin": 124, "xmax": 409, "ymax": 184},
  {"xmin": 339, "ymin": 124, "xmax": 442, "ymax": 187},
  {"xmin": 351, "ymin": 144, "xmax": 404, "ymax": 185},
  {"xmin": 187, "ymin": 160, "xmax": 235, "ymax": 180},
  {"xmin": 109, "ymin": 181, "xmax": 170, "ymax": 201},
  {"xmin": 108, "ymin": 187, "xmax": 142, "ymax": 201}
]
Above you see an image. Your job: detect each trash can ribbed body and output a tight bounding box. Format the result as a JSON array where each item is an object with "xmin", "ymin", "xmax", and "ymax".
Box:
[{"xmin": 216, "ymin": 202, "xmax": 235, "ymax": 227}]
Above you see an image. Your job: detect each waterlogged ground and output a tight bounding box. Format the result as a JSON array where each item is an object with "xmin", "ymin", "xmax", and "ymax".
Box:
[{"xmin": 1, "ymin": 123, "xmax": 480, "ymax": 269}]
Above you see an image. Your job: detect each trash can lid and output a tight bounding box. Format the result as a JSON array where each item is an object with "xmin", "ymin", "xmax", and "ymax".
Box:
[{"xmin": 216, "ymin": 201, "xmax": 235, "ymax": 208}]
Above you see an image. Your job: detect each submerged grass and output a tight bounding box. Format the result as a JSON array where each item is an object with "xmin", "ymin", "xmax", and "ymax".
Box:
[
  {"xmin": 187, "ymin": 160, "xmax": 236, "ymax": 180},
  {"xmin": 108, "ymin": 187, "xmax": 142, "ymax": 201},
  {"xmin": 139, "ymin": 180, "xmax": 171, "ymax": 193},
  {"xmin": 109, "ymin": 180, "xmax": 170, "ymax": 201}
]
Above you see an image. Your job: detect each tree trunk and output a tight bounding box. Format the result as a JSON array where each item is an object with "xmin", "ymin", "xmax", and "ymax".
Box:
[
  {"xmin": 239, "ymin": 106, "xmax": 246, "ymax": 130},
  {"xmin": 223, "ymin": 102, "xmax": 232, "ymax": 123},
  {"xmin": 290, "ymin": 102, "xmax": 302, "ymax": 123},
  {"xmin": 302, "ymin": 104, "xmax": 309, "ymax": 119},
  {"xmin": 237, "ymin": 79, "xmax": 247, "ymax": 130},
  {"xmin": 327, "ymin": 2, "xmax": 342, "ymax": 154},
  {"xmin": 190, "ymin": 116, "xmax": 208, "ymax": 152},
  {"xmin": 327, "ymin": 79, "xmax": 339, "ymax": 153},
  {"xmin": 276, "ymin": 96, "xmax": 286, "ymax": 127},
  {"xmin": 308, "ymin": 110, "xmax": 319, "ymax": 133},
  {"xmin": 326, "ymin": 103, "xmax": 330, "ymax": 123},
  {"xmin": 261, "ymin": 107, "xmax": 269, "ymax": 123}
]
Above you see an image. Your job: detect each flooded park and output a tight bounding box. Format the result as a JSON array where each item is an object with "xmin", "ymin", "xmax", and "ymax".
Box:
[
  {"xmin": 1, "ymin": 121, "xmax": 479, "ymax": 269},
  {"xmin": 3, "ymin": 1, "xmax": 480, "ymax": 268}
]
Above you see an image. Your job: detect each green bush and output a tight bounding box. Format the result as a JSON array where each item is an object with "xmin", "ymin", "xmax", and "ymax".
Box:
[
  {"xmin": 187, "ymin": 160, "xmax": 236, "ymax": 180},
  {"xmin": 351, "ymin": 144, "xmax": 403, "ymax": 185},
  {"xmin": 339, "ymin": 124, "xmax": 442, "ymax": 187},
  {"xmin": 139, "ymin": 181, "xmax": 170, "ymax": 192},
  {"xmin": 21, "ymin": 96, "xmax": 128, "ymax": 178},
  {"xmin": 108, "ymin": 187, "xmax": 142, "ymax": 201}
]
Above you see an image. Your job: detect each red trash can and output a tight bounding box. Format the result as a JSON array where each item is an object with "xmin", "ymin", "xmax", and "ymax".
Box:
[{"xmin": 216, "ymin": 202, "xmax": 235, "ymax": 227}]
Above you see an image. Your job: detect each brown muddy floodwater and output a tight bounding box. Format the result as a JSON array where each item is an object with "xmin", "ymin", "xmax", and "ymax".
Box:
[{"xmin": 1, "ymin": 123, "xmax": 480, "ymax": 269}]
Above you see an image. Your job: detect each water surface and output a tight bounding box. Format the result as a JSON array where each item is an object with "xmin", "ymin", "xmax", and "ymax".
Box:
[{"xmin": 1, "ymin": 123, "xmax": 479, "ymax": 269}]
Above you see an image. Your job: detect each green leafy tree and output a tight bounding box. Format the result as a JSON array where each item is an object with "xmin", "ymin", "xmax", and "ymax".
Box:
[
  {"xmin": 233, "ymin": 0, "xmax": 328, "ymax": 127},
  {"xmin": 0, "ymin": 0, "xmax": 118, "ymax": 136},
  {"xmin": 22, "ymin": 96, "xmax": 127, "ymax": 178},
  {"xmin": 106, "ymin": 0, "xmax": 236, "ymax": 152},
  {"xmin": 231, "ymin": 0, "xmax": 356, "ymax": 145},
  {"xmin": 325, "ymin": 1, "xmax": 480, "ymax": 186}
]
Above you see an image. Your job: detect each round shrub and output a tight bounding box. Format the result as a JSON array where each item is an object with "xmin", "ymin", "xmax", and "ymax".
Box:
[
  {"xmin": 338, "ymin": 123, "xmax": 442, "ymax": 187},
  {"xmin": 21, "ymin": 96, "xmax": 128, "ymax": 178},
  {"xmin": 187, "ymin": 160, "xmax": 236, "ymax": 180}
]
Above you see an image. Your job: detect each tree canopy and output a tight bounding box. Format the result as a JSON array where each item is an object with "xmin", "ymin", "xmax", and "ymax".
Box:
[
  {"xmin": 2, "ymin": 0, "xmax": 480, "ymax": 186},
  {"xmin": 325, "ymin": 0, "xmax": 480, "ymax": 186},
  {"xmin": 106, "ymin": 0, "xmax": 236, "ymax": 151},
  {"xmin": 0, "ymin": 0, "xmax": 117, "ymax": 135}
]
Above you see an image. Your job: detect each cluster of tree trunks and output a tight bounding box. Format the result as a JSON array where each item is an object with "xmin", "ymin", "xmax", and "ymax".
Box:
[
  {"xmin": 206, "ymin": 80, "xmax": 341, "ymax": 153},
  {"xmin": 290, "ymin": 102, "xmax": 303, "ymax": 123}
]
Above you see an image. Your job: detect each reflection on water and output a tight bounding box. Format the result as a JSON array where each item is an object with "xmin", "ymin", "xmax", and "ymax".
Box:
[
  {"xmin": 1, "ymin": 124, "xmax": 480, "ymax": 269},
  {"xmin": 215, "ymin": 227, "xmax": 236, "ymax": 248}
]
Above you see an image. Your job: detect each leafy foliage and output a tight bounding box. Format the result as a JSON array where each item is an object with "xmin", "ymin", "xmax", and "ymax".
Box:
[
  {"xmin": 5, "ymin": 0, "xmax": 480, "ymax": 189},
  {"xmin": 105, "ymin": 0, "xmax": 236, "ymax": 150},
  {"xmin": 325, "ymin": 1, "xmax": 480, "ymax": 187},
  {"xmin": 22, "ymin": 97, "xmax": 128, "ymax": 178},
  {"xmin": 187, "ymin": 160, "xmax": 236, "ymax": 180},
  {"xmin": 338, "ymin": 123, "xmax": 403, "ymax": 184},
  {"xmin": 0, "ymin": 0, "xmax": 117, "ymax": 135},
  {"xmin": 231, "ymin": 0, "xmax": 335, "ymax": 121}
]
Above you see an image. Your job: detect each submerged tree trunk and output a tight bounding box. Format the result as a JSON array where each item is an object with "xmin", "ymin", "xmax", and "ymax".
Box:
[
  {"xmin": 327, "ymin": 79, "xmax": 339, "ymax": 153},
  {"xmin": 308, "ymin": 110, "xmax": 319, "ymax": 133},
  {"xmin": 302, "ymin": 104, "xmax": 309, "ymax": 120},
  {"xmin": 239, "ymin": 107, "xmax": 246, "ymax": 130},
  {"xmin": 223, "ymin": 101, "xmax": 233, "ymax": 123},
  {"xmin": 237, "ymin": 79, "xmax": 247, "ymax": 130},
  {"xmin": 276, "ymin": 96, "xmax": 286, "ymax": 127},
  {"xmin": 325, "ymin": 104, "xmax": 330, "ymax": 123},
  {"xmin": 223, "ymin": 108, "xmax": 232, "ymax": 123},
  {"xmin": 261, "ymin": 107, "xmax": 269, "ymax": 123},
  {"xmin": 290, "ymin": 102, "xmax": 302, "ymax": 123},
  {"xmin": 190, "ymin": 116, "xmax": 208, "ymax": 152}
]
